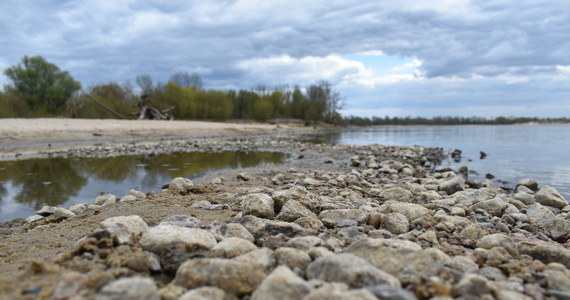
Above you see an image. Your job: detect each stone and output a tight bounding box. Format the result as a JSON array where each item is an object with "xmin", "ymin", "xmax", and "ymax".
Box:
[
  {"xmin": 306, "ymin": 253, "xmax": 401, "ymax": 288},
  {"xmin": 276, "ymin": 199, "xmax": 316, "ymax": 222},
  {"xmin": 100, "ymin": 215, "xmax": 149, "ymax": 244},
  {"xmin": 418, "ymin": 230, "xmax": 438, "ymax": 244},
  {"xmin": 377, "ymin": 201, "xmax": 430, "ymax": 222},
  {"xmin": 237, "ymin": 173, "xmax": 253, "ymax": 181},
  {"xmin": 69, "ymin": 203, "xmax": 88, "ymax": 214},
  {"xmin": 94, "ymin": 194, "xmax": 117, "ymax": 206},
  {"xmin": 476, "ymin": 233, "xmax": 518, "ymax": 256},
  {"xmin": 287, "ymin": 236, "xmax": 327, "ymax": 250},
  {"xmin": 173, "ymin": 258, "xmax": 267, "ymax": 295},
  {"xmin": 51, "ymin": 207, "xmax": 75, "ymax": 218},
  {"xmin": 445, "ymin": 256, "xmax": 479, "ymax": 273},
  {"xmin": 178, "ymin": 287, "xmax": 236, "ymax": 300},
  {"xmin": 365, "ymin": 285, "xmax": 418, "ymax": 300},
  {"xmin": 379, "ymin": 187, "xmax": 414, "ymax": 202},
  {"xmin": 495, "ymin": 290, "xmax": 532, "ymax": 300},
  {"xmin": 324, "ymin": 157, "xmax": 334, "ymax": 163},
  {"xmin": 318, "ymin": 209, "xmax": 362, "ymax": 221},
  {"xmin": 251, "ymin": 266, "xmax": 311, "ymax": 300},
  {"xmin": 160, "ymin": 215, "xmax": 201, "ymax": 228},
  {"xmin": 37, "ymin": 205, "xmax": 55, "ymax": 216},
  {"xmin": 241, "ymin": 193, "xmax": 275, "ymax": 219},
  {"xmin": 379, "ymin": 213, "xmax": 409, "ymax": 235},
  {"xmin": 514, "ymin": 192, "xmax": 536, "ymax": 205},
  {"xmin": 517, "ymin": 240, "xmax": 570, "ymax": 268},
  {"xmin": 272, "ymin": 186, "xmax": 319, "ymax": 213},
  {"xmin": 224, "ymin": 223, "xmax": 255, "ymax": 242},
  {"xmin": 211, "ymin": 237, "xmax": 257, "ymax": 258},
  {"xmin": 293, "ymin": 216, "xmax": 324, "ymax": 235},
  {"xmin": 234, "ymin": 248, "xmax": 275, "ymax": 271},
  {"xmin": 119, "ymin": 195, "xmax": 137, "ymax": 203},
  {"xmin": 169, "ymin": 177, "xmax": 194, "ymax": 193},
  {"xmin": 25, "ymin": 215, "xmax": 44, "ymax": 223},
  {"xmin": 456, "ymin": 274, "xmax": 492, "ymax": 298},
  {"xmin": 272, "ymin": 247, "xmax": 312, "ymax": 275},
  {"xmin": 128, "ymin": 189, "xmax": 147, "ymax": 201},
  {"xmin": 526, "ymin": 203, "xmax": 556, "ymax": 222},
  {"xmin": 140, "ymin": 224, "xmax": 217, "ymax": 253},
  {"xmin": 517, "ymin": 178, "xmax": 539, "ymax": 191},
  {"xmin": 211, "ymin": 177, "xmax": 224, "ymax": 185},
  {"xmin": 439, "ymin": 176, "xmax": 465, "ymax": 195},
  {"xmin": 544, "ymin": 269, "xmax": 570, "ymax": 292},
  {"xmin": 304, "ymin": 283, "xmax": 377, "ymax": 300},
  {"xmin": 96, "ymin": 277, "xmax": 159, "ymax": 300},
  {"xmin": 472, "ymin": 198, "xmax": 507, "ymax": 217},
  {"xmin": 535, "ymin": 186, "xmax": 567, "ymax": 209},
  {"xmin": 51, "ymin": 272, "xmax": 88, "ymax": 300}
]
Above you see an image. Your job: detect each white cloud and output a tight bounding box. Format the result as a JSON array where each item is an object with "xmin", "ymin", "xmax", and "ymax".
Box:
[{"xmin": 356, "ymin": 50, "xmax": 384, "ymax": 56}]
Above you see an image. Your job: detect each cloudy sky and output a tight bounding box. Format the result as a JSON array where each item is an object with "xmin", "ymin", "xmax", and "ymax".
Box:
[{"xmin": 1, "ymin": 0, "xmax": 569, "ymax": 117}]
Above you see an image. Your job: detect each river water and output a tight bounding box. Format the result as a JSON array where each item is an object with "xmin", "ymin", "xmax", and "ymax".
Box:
[
  {"xmin": 0, "ymin": 151, "xmax": 287, "ymax": 222},
  {"xmin": 310, "ymin": 125, "xmax": 570, "ymax": 199}
]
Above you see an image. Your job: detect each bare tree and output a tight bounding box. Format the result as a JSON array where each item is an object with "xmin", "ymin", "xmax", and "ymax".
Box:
[
  {"xmin": 169, "ymin": 71, "xmax": 203, "ymax": 89},
  {"xmin": 135, "ymin": 74, "xmax": 154, "ymax": 94}
]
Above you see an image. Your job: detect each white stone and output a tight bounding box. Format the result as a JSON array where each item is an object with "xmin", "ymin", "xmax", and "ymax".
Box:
[
  {"xmin": 140, "ymin": 224, "xmax": 217, "ymax": 253},
  {"xmin": 100, "ymin": 215, "xmax": 149, "ymax": 244}
]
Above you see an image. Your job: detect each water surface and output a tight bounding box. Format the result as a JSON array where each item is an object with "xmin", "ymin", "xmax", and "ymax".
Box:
[
  {"xmin": 0, "ymin": 151, "xmax": 287, "ymax": 222},
  {"xmin": 311, "ymin": 125, "xmax": 570, "ymax": 198}
]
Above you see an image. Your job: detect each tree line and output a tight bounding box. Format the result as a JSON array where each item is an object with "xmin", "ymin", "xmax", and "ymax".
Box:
[
  {"xmin": 1, "ymin": 55, "xmax": 342, "ymax": 124},
  {"xmin": 340, "ymin": 115, "xmax": 570, "ymax": 126}
]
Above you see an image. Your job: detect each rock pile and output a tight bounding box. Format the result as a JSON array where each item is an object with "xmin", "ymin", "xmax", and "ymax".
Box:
[{"xmin": 16, "ymin": 142, "xmax": 570, "ymax": 299}]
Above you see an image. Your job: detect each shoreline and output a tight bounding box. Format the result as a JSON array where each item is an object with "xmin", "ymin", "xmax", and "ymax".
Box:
[{"xmin": 1, "ymin": 120, "xmax": 570, "ymax": 299}]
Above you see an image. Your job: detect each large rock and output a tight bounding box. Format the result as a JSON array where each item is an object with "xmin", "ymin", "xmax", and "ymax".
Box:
[
  {"xmin": 535, "ymin": 186, "xmax": 567, "ymax": 209},
  {"xmin": 517, "ymin": 178, "xmax": 539, "ymax": 191},
  {"xmin": 439, "ymin": 176, "xmax": 465, "ymax": 195},
  {"xmin": 100, "ymin": 215, "xmax": 149, "ymax": 244},
  {"xmin": 526, "ymin": 203, "xmax": 555, "ymax": 222},
  {"xmin": 211, "ymin": 237, "xmax": 257, "ymax": 258},
  {"xmin": 514, "ymin": 192, "xmax": 536, "ymax": 205},
  {"xmin": 377, "ymin": 201, "xmax": 430, "ymax": 221},
  {"xmin": 96, "ymin": 277, "xmax": 159, "ymax": 300},
  {"xmin": 306, "ymin": 253, "xmax": 401, "ymax": 288},
  {"xmin": 251, "ymin": 266, "xmax": 311, "ymax": 300},
  {"xmin": 472, "ymin": 198, "xmax": 507, "ymax": 217},
  {"xmin": 140, "ymin": 224, "xmax": 217, "ymax": 253},
  {"xmin": 222, "ymin": 223, "xmax": 255, "ymax": 242},
  {"xmin": 378, "ymin": 187, "xmax": 414, "ymax": 202},
  {"xmin": 241, "ymin": 193, "xmax": 275, "ymax": 219},
  {"xmin": 173, "ymin": 258, "xmax": 267, "ymax": 295},
  {"xmin": 476, "ymin": 233, "xmax": 518, "ymax": 256},
  {"xmin": 94, "ymin": 194, "xmax": 117, "ymax": 206},
  {"xmin": 169, "ymin": 177, "xmax": 194, "ymax": 193},
  {"xmin": 379, "ymin": 213, "xmax": 409, "ymax": 234},
  {"xmin": 276, "ymin": 199, "xmax": 316, "ymax": 222}
]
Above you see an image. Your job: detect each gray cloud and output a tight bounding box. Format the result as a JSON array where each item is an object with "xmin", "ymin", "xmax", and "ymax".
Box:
[{"xmin": 1, "ymin": 0, "xmax": 569, "ymax": 116}]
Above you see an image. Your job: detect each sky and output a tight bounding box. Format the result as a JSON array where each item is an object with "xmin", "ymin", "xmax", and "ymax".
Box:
[{"xmin": 1, "ymin": 0, "xmax": 569, "ymax": 118}]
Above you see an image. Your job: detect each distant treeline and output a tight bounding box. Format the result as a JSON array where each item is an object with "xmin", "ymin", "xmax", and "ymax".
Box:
[{"xmin": 340, "ymin": 115, "xmax": 570, "ymax": 126}]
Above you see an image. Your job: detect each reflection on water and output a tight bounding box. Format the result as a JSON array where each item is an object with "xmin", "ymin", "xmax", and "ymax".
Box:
[
  {"xmin": 310, "ymin": 125, "xmax": 570, "ymax": 199},
  {"xmin": 0, "ymin": 151, "xmax": 287, "ymax": 222}
]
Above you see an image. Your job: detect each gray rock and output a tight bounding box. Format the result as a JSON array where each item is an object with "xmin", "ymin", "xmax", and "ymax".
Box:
[
  {"xmin": 365, "ymin": 285, "xmax": 418, "ymax": 300},
  {"xmin": 535, "ymin": 186, "xmax": 568, "ymax": 209},
  {"xmin": 100, "ymin": 215, "xmax": 149, "ymax": 244},
  {"xmin": 169, "ymin": 177, "xmax": 194, "ymax": 193},
  {"xmin": 476, "ymin": 233, "xmax": 518, "ymax": 256},
  {"xmin": 287, "ymin": 236, "xmax": 327, "ymax": 250},
  {"xmin": 178, "ymin": 287, "xmax": 236, "ymax": 300},
  {"xmin": 173, "ymin": 258, "xmax": 267, "ymax": 295},
  {"xmin": 119, "ymin": 195, "xmax": 138, "ymax": 203},
  {"xmin": 478, "ymin": 266, "xmax": 507, "ymax": 281},
  {"xmin": 251, "ymin": 266, "xmax": 311, "ymax": 300},
  {"xmin": 234, "ymin": 248, "xmax": 275, "ymax": 271},
  {"xmin": 94, "ymin": 193, "xmax": 117, "ymax": 206},
  {"xmin": 318, "ymin": 209, "xmax": 361, "ymax": 221},
  {"xmin": 307, "ymin": 253, "xmax": 401, "ymax": 288},
  {"xmin": 128, "ymin": 189, "xmax": 147, "ymax": 201},
  {"xmin": 517, "ymin": 239, "xmax": 570, "ymax": 268},
  {"xmin": 241, "ymin": 193, "xmax": 275, "ymax": 219},
  {"xmin": 495, "ymin": 290, "xmax": 533, "ymax": 300},
  {"xmin": 444, "ymin": 256, "xmax": 479, "ymax": 273},
  {"xmin": 37, "ymin": 205, "xmax": 55, "ymax": 216},
  {"xmin": 276, "ymin": 199, "xmax": 317, "ymax": 222},
  {"xmin": 25, "ymin": 215, "xmax": 44, "ymax": 223},
  {"xmin": 96, "ymin": 277, "xmax": 159, "ymax": 300},
  {"xmin": 69, "ymin": 203, "xmax": 88, "ymax": 214},
  {"xmin": 544, "ymin": 269, "xmax": 570, "ymax": 292},
  {"xmin": 514, "ymin": 192, "xmax": 536, "ymax": 205},
  {"xmin": 379, "ymin": 213, "xmax": 409, "ymax": 234},
  {"xmin": 526, "ymin": 203, "xmax": 556, "ymax": 222},
  {"xmin": 293, "ymin": 216, "xmax": 324, "ymax": 235},
  {"xmin": 379, "ymin": 187, "xmax": 414, "ymax": 202},
  {"xmin": 237, "ymin": 173, "xmax": 253, "ymax": 181},
  {"xmin": 377, "ymin": 201, "xmax": 429, "ymax": 222},
  {"xmin": 272, "ymin": 186, "xmax": 319, "ymax": 213},
  {"xmin": 472, "ymin": 197, "xmax": 507, "ymax": 217},
  {"xmin": 223, "ymin": 223, "xmax": 255, "ymax": 242},
  {"xmin": 272, "ymin": 247, "xmax": 312, "ymax": 275},
  {"xmin": 50, "ymin": 272, "xmax": 88, "ymax": 300},
  {"xmin": 439, "ymin": 176, "xmax": 465, "ymax": 195},
  {"xmin": 211, "ymin": 237, "xmax": 257, "ymax": 257},
  {"xmin": 160, "ymin": 215, "xmax": 201, "ymax": 228},
  {"xmin": 304, "ymin": 283, "xmax": 377, "ymax": 300},
  {"xmin": 53, "ymin": 207, "xmax": 76, "ymax": 218},
  {"xmin": 456, "ymin": 274, "xmax": 492, "ymax": 298},
  {"xmin": 140, "ymin": 224, "xmax": 217, "ymax": 253},
  {"xmin": 517, "ymin": 178, "xmax": 539, "ymax": 191}
]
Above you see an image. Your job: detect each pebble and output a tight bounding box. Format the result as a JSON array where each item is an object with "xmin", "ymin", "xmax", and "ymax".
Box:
[
  {"xmin": 251, "ymin": 266, "xmax": 311, "ymax": 300},
  {"xmin": 93, "ymin": 193, "xmax": 117, "ymax": 206},
  {"xmin": 241, "ymin": 193, "xmax": 275, "ymax": 219},
  {"xmin": 179, "ymin": 286, "xmax": 236, "ymax": 300},
  {"xmin": 168, "ymin": 177, "xmax": 194, "ymax": 193},
  {"xmin": 100, "ymin": 215, "xmax": 149, "ymax": 244},
  {"xmin": 96, "ymin": 277, "xmax": 159, "ymax": 300},
  {"xmin": 535, "ymin": 186, "xmax": 568, "ymax": 209},
  {"xmin": 140, "ymin": 224, "xmax": 217, "ymax": 253}
]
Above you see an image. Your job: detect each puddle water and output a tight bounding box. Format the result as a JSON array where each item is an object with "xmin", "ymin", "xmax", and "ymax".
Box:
[{"xmin": 0, "ymin": 151, "xmax": 287, "ymax": 222}]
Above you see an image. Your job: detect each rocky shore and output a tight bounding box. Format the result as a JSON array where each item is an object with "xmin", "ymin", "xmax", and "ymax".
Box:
[{"xmin": 1, "ymin": 133, "xmax": 569, "ymax": 300}]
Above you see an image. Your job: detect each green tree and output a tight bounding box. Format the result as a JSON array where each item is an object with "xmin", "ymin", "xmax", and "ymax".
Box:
[{"xmin": 3, "ymin": 56, "xmax": 81, "ymax": 114}]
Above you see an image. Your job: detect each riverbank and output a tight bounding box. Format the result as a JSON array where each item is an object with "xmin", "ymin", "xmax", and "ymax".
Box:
[{"xmin": 1, "ymin": 126, "xmax": 570, "ymax": 299}]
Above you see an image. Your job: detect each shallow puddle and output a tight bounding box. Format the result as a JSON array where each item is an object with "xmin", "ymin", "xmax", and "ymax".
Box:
[{"xmin": 0, "ymin": 151, "xmax": 287, "ymax": 222}]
